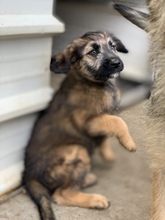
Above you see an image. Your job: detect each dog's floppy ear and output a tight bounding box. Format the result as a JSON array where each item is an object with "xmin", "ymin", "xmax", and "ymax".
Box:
[
  {"xmin": 108, "ymin": 33, "xmax": 129, "ymax": 53},
  {"xmin": 50, "ymin": 46, "xmax": 72, "ymax": 74},
  {"xmin": 50, "ymin": 39, "xmax": 86, "ymax": 74},
  {"xmin": 114, "ymin": 4, "xmax": 149, "ymax": 31}
]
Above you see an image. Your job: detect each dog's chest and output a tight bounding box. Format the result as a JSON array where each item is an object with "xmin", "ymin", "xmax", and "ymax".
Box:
[
  {"xmin": 66, "ymin": 78, "xmax": 119, "ymax": 114},
  {"xmin": 82, "ymin": 82, "xmax": 119, "ymax": 114},
  {"xmin": 100, "ymin": 86, "xmax": 119, "ymax": 114}
]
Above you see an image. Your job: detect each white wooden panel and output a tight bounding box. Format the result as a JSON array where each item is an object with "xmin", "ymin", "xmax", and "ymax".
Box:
[
  {"xmin": 0, "ymin": 37, "xmax": 52, "ymax": 81},
  {"xmin": 0, "ymin": 87, "xmax": 53, "ymax": 122},
  {"xmin": 0, "ymin": 0, "xmax": 64, "ymax": 196},
  {"xmin": 0, "ymin": 162, "xmax": 24, "ymax": 196},
  {"xmin": 0, "ymin": 73, "xmax": 50, "ymax": 98},
  {"xmin": 0, "ymin": 0, "xmax": 54, "ymax": 14},
  {"xmin": 0, "ymin": 149, "xmax": 25, "ymax": 171},
  {"xmin": 0, "ymin": 15, "xmax": 64, "ymax": 38},
  {"xmin": 0, "ymin": 114, "xmax": 36, "ymax": 141}
]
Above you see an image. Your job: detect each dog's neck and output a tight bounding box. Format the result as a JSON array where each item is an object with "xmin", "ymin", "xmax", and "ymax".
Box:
[{"xmin": 68, "ymin": 68, "xmax": 115, "ymax": 87}]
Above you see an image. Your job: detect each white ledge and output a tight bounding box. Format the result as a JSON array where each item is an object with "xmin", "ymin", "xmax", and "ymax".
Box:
[
  {"xmin": 0, "ymin": 15, "xmax": 65, "ymax": 38},
  {"xmin": 0, "ymin": 87, "xmax": 54, "ymax": 122},
  {"xmin": 0, "ymin": 162, "xmax": 24, "ymax": 196}
]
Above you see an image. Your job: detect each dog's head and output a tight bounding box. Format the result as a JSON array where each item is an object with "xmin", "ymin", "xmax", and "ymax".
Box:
[{"xmin": 50, "ymin": 31, "xmax": 128, "ymax": 82}]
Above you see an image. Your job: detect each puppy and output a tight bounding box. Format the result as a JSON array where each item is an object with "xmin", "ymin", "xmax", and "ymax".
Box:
[
  {"xmin": 114, "ymin": 2, "xmax": 165, "ymax": 220},
  {"xmin": 23, "ymin": 31, "xmax": 136, "ymax": 220}
]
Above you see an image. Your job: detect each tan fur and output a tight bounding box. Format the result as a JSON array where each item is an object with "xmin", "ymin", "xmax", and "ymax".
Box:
[
  {"xmin": 82, "ymin": 173, "xmax": 98, "ymax": 188},
  {"xmin": 114, "ymin": 2, "xmax": 165, "ymax": 218},
  {"xmin": 99, "ymin": 138, "xmax": 116, "ymax": 163},
  {"xmin": 147, "ymin": 0, "xmax": 165, "ymax": 219},
  {"xmin": 87, "ymin": 114, "xmax": 136, "ymax": 152},
  {"xmin": 53, "ymin": 187, "xmax": 109, "ymax": 209}
]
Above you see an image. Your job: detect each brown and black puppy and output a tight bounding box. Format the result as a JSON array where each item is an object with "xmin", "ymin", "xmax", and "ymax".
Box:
[{"xmin": 23, "ymin": 31, "xmax": 136, "ymax": 220}]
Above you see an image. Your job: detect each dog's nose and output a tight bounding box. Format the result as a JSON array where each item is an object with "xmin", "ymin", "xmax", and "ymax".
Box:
[{"xmin": 110, "ymin": 58, "xmax": 121, "ymax": 68}]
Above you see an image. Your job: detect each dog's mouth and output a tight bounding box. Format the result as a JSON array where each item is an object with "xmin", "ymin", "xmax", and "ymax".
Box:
[
  {"xmin": 94, "ymin": 71, "xmax": 121, "ymax": 81},
  {"xmin": 96, "ymin": 59, "xmax": 124, "ymax": 81},
  {"xmin": 109, "ymin": 72, "xmax": 120, "ymax": 78},
  {"xmin": 109, "ymin": 63, "xmax": 124, "ymax": 78}
]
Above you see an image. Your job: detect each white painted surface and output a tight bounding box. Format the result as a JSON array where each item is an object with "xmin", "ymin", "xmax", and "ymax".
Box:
[
  {"xmin": 0, "ymin": 0, "xmax": 54, "ymax": 14},
  {"xmin": 0, "ymin": 162, "xmax": 24, "ymax": 196},
  {"xmin": 0, "ymin": 114, "xmax": 37, "ymax": 169},
  {"xmin": 0, "ymin": 88, "xmax": 53, "ymax": 122},
  {"xmin": 0, "ymin": 0, "xmax": 64, "ymax": 196},
  {"xmin": 0, "ymin": 15, "xmax": 64, "ymax": 38},
  {"xmin": 0, "ymin": 114, "xmax": 37, "ymax": 196},
  {"xmin": 0, "ymin": 37, "xmax": 52, "ymax": 99}
]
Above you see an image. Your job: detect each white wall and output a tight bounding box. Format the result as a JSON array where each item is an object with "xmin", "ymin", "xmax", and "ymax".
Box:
[{"xmin": 0, "ymin": 0, "xmax": 64, "ymax": 196}]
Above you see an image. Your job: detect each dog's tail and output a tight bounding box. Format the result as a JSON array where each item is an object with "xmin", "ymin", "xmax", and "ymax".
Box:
[
  {"xmin": 25, "ymin": 179, "xmax": 56, "ymax": 220},
  {"xmin": 114, "ymin": 4, "xmax": 149, "ymax": 31}
]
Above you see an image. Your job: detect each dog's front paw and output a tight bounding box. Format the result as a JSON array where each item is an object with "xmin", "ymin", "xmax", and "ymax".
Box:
[
  {"xmin": 124, "ymin": 138, "xmax": 137, "ymax": 152},
  {"xmin": 89, "ymin": 194, "xmax": 110, "ymax": 209}
]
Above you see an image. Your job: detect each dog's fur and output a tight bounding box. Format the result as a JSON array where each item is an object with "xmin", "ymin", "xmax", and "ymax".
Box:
[
  {"xmin": 114, "ymin": 2, "xmax": 165, "ymax": 219},
  {"xmin": 23, "ymin": 31, "xmax": 136, "ymax": 220}
]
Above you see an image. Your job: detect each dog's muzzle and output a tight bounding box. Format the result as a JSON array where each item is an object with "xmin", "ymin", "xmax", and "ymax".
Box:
[
  {"xmin": 109, "ymin": 57, "xmax": 124, "ymax": 78},
  {"xmin": 110, "ymin": 57, "xmax": 122, "ymax": 68},
  {"xmin": 96, "ymin": 57, "xmax": 124, "ymax": 80}
]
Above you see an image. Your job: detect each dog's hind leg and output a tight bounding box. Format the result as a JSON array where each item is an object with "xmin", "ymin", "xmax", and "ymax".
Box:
[
  {"xmin": 99, "ymin": 138, "xmax": 116, "ymax": 163},
  {"xmin": 82, "ymin": 173, "xmax": 97, "ymax": 188},
  {"xmin": 53, "ymin": 187, "xmax": 110, "ymax": 209},
  {"xmin": 87, "ymin": 114, "xmax": 136, "ymax": 152}
]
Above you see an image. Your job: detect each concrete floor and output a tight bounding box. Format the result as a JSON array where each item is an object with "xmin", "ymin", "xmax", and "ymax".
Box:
[{"xmin": 0, "ymin": 1, "xmax": 151, "ymax": 220}]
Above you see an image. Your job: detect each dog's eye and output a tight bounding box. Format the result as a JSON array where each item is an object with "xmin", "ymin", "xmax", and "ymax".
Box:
[
  {"xmin": 88, "ymin": 43, "xmax": 100, "ymax": 56},
  {"xmin": 111, "ymin": 45, "xmax": 116, "ymax": 50},
  {"xmin": 109, "ymin": 42, "xmax": 116, "ymax": 50},
  {"xmin": 88, "ymin": 50, "xmax": 98, "ymax": 56}
]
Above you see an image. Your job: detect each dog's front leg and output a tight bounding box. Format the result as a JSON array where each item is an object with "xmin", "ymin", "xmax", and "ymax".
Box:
[{"xmin": 87, "ymin": 114, "xmax": 136, "ymax": 152}]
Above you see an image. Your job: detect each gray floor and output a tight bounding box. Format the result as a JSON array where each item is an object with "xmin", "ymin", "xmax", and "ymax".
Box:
[{"xmin": 0, "ymin": 1, "xmax": 151, "ymax": 220}]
